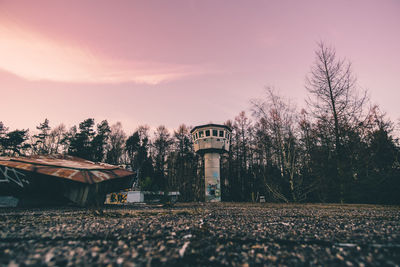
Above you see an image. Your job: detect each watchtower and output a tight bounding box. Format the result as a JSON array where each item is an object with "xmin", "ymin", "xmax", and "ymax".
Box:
[{"xmin": 191, "ymin": 124, "xmax": 231, "ymax": 202}]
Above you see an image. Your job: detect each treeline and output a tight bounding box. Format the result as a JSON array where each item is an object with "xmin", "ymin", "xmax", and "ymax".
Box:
[
  {"xmin": 223, "ymin": 43, "xmax": 400, "ymax": 204},
  {"xmin": 1, "ymin": 43, "xmax": 399, "ymax": 204},
  {"xmin": 0, "ymin": 119, "xmax": 200, "ymax": 200}
]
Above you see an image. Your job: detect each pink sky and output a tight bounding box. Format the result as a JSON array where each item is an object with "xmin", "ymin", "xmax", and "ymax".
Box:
[{"xmin": 1, "ymin": 0, "xmax": 399, "ymax": 134}]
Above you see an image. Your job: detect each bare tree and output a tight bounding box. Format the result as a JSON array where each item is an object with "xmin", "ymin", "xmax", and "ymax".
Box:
[
  {"xmin": 252, "ymin": 87, "xmax": 300, "ymax": 202},
  {"xmin": 49, "ymin": 124, "xmax": 67, "ymax": 154},
  {"xmin": 173, "ymin": 124, "xmax": 192, "ymax": 156},
  {"xmin": 153, "ymin": 126, "xmax": 172, "ymax": 171},
  {"xmin": 106, "ymin": 122, "xmax": 126, "ymax": 165},
  {"xmin": 137, "ymin": 125, "xmax": 150, "ymax": 145},
  {"xmin": 306, "ymin": 42, "xmax": 368, "ymax": 202},
  {"xmin": 167, "ymin": 124, "xmax": 197, "ymax": 200},
  {"xmin": 231, "ymin": 111, "xmax": 253, "ymax": 200}
]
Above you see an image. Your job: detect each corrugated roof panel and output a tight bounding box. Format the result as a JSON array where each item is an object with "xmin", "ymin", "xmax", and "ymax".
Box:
[{"xmin": 0, "ymin": 155, "xmax": 133, "ymax": 184}]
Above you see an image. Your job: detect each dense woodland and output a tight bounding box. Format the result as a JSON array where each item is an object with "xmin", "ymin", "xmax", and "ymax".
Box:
[{"xmin": 1, "ymin": 43, "xmax": 399, "ymax": 204}]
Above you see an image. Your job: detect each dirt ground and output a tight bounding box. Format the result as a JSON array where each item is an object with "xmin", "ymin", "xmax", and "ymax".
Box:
[{"xmin": 1, "ymin": 203, "xmax": 399, "ymax": 266}]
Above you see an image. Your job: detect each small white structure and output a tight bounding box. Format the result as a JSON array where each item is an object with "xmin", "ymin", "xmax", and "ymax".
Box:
[
  {"xmin": 127, "ymin": 191, "xmax": 145, "ymax": 202},
  {"xmin": 191, "ymin": 124, "xmax": 231, "ymax": 202},
  {"xmin": 105, "ymin": 191, "xmax": 180, "ymax": 204}
]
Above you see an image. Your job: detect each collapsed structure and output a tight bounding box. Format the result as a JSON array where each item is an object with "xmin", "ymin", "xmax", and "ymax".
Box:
[
  {"xmin": 0, "ymin": 155, "xmax": 134, "ymax": 206},
  {"xmin": 191, "ymin": 124, "xmax": 231, "ymax": 202}
]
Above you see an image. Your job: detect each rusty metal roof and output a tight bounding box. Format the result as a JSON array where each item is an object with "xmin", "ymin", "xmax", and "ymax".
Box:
[{"xmin": 0, "ymin": 155, "xmax": 134, "ymax": 184}]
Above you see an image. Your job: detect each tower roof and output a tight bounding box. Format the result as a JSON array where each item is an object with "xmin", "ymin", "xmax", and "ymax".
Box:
[{"xmin": 190, "ymin": 124, "xmax": 231, "ymax": 133}]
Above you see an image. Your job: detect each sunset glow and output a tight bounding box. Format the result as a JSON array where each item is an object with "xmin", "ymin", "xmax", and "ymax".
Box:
[{"xmin": 0, "ymin": 19, "xmax": 197, "ymax": 84}]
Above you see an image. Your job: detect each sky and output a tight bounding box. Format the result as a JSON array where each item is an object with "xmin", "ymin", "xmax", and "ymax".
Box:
[{"xmin": 1, "ymin": 0, "xmax": 399, "ymax": 135}]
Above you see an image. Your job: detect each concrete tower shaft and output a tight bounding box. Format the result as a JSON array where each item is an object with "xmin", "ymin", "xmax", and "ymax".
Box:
[{"xmin": 204, "ymin": 153, "xmax": 221, "ymax": 202}]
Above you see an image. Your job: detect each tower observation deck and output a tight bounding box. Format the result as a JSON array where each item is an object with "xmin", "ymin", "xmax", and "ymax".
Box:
[{"xmin": 191, "ymin": 124, "xmax": 231, "ymax": 202}]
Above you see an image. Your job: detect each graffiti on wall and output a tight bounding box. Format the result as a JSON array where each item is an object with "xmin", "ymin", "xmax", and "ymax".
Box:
[
  {"xmin": 207, "ymin": 184, "xmax": 220, "ymax": 196},
  {"xmin": 0, "ymin": 166, "xmax": 29, "ymax": 188},
  {"xmin": 106, "ymin": 192, "xmax": 127, "ymax": 204}
]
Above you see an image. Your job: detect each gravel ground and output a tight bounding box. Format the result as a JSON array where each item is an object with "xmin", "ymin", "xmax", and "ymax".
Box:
[{"xmin": 0, "ymin": 203, "xmax": 399, "ymax": 266}]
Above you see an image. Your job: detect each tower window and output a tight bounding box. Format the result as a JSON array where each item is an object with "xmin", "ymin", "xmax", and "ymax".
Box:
[
  {"xmin": 212, "ymin": 129, "xmax": 218, "ymax": 136},
  {"xmin": 219, "ymin": 130, "xmax": 224, "ymax": 137},
  {"xmin": 205, "ymin": 130, "xmax": 210, "ymax": 136},
  {"xmin": 198, "ymin": 131, "xmax": 204, "ymax": 138}
]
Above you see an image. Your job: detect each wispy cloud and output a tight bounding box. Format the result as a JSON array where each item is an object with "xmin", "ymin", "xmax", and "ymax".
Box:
[{"xmin": 0, "ymin": 21, "xmax": 199, "ymax": 85}]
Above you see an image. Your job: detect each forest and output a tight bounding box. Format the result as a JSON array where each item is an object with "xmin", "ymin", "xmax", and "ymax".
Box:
[{"xmin": 1, "ymin": 43, "xmax": 399, "ymax": 204}]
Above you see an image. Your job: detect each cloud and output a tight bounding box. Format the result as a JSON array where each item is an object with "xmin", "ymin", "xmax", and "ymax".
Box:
[{"xmin": 0, "ymin": 21, "xmax": 198, "ymax": 85}]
